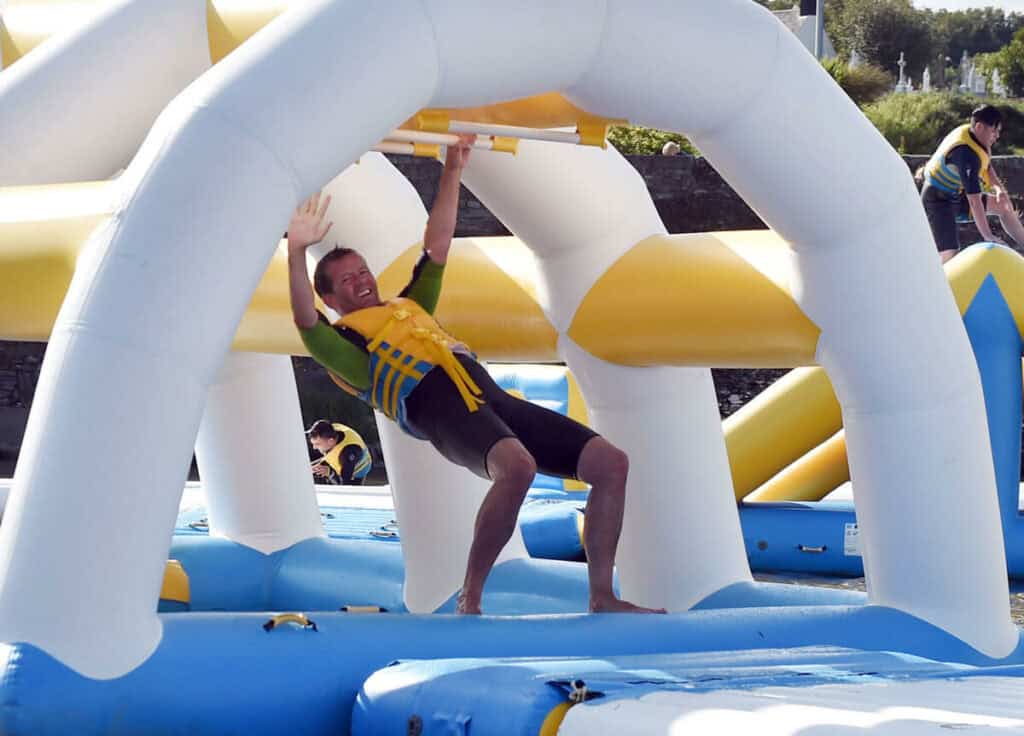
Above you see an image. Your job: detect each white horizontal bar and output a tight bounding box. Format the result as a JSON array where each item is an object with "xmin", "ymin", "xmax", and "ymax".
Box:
[
  {"xmin": 372, "ymin": 141, "xmax": 423, "ymax": 156},
  {"xmin": 386, "ymin": 130, "xmax": 500, "ymax": 150},
  {"xmin": 448, "ymin": 120, "xmax": 581, "ymax": 144}
]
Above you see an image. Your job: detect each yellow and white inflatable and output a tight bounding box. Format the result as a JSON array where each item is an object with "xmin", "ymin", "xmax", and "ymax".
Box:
[{"xmin": 0, "ymin": 0, "xmax": 1016, "ymax": 695}]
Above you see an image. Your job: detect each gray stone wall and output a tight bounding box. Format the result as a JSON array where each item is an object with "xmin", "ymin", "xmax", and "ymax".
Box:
[
  {"xmin": 388, "ymin": 153, "xmax": 766, "ymax": 236},
  {"xmin": 0, "ymin": 343, "xmax": 42, "ymax": 475},
  {"xmin": 391, "ymin": 152, "xmax": 1024, "ymax": 241}
]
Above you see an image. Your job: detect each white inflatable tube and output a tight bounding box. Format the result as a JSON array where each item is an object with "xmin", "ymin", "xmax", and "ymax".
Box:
[
  {"xmin": 308, "ymin": 154, "xmax": 429, "ymax": 277},
  {"xmin": 563, "ymin": 0, "xmax": 1014, "ymax": 657},
  {"xmin": 1, "ymin": 0, "xmax": 1013, "ymax": 678},
  {"xmin": 0, "ymin": 0, "xmax": 442, "ymax": 677},
  {"xmin": 0, "ymin": 0, "xmax": 211, "ymax": 184},
  {"xmin": 462, "ymin": 139, "xmax": 658, "ymax": 334},
  {"xmin": 462, "ymin": 140, "xmax": 751, "ymax": 610},
  {"xmin": 312, "ymin": 153, "xmax": 528, "ymax": 613},
  {"xmin": 194, "ymin": 351, "xmax": 323, "ymax": 554},
  {"xmin": 559, "ymin": 678, "xmax": 1024, "ymax": 734}
]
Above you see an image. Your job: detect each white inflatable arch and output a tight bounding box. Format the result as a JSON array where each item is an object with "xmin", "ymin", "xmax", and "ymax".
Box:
[{"xmin": 0, "ymin": 0, "xmax": 1014, "ymax": 679}]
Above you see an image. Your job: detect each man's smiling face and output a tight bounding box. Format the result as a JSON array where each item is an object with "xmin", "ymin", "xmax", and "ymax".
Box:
[{"xmin": 322, "ymin": 252, "xmax": 382, "ymax": 314}]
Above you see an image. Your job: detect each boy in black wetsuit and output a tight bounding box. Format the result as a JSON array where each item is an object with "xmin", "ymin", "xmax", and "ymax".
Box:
[
  {"xmin": 286, "ymin": 136, "xmax": 664, "ymax": 616},
  {"xmin": 921, "ymin": 105, "xmax": 1024, "ymax": 262}
]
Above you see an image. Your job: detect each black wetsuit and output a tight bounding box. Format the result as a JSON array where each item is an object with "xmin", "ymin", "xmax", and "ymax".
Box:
[{"xmin": 300, "ymin": 252, "xmax": 596, "ymax": 480}]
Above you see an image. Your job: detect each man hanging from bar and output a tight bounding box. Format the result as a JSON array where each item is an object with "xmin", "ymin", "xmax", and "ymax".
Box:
[{"xmin": 286, "ymin": 135, "xmax": 664, "ymax": 616}]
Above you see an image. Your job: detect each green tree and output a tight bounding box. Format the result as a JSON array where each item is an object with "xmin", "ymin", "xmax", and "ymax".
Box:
[
  {"xmin": 864, "ymin": 93, "xmax": 1024, "ymax": 154},
  {"xmin": 974, "ymin": 28, "xmax": 1024, "ymax": 97},
  {"xmin": 927, "ymin": 7, "xmax": 1024, "ymax": 70},
  {"xmin": 826, "ymin": 0, "xmax": 933, "ymax": 79}
]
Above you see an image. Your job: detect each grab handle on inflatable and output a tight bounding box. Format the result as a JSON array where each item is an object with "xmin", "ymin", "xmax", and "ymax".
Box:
[
  {"xmin": 262, "ymin": 613, "xmax": 318, "ymax": 632},
  {"xmin": 797, "ymin": 545, "xmax": 827, "ymax": 554},
  {"xmin": 339, "ymin": 605, "xmax": 388, "ymax": 613}
]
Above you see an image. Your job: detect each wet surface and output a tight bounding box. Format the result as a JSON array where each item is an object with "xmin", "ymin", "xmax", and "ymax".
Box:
[{"xmin": 756, "ymin": 572, "xmax": 1024, "ymax": 626}]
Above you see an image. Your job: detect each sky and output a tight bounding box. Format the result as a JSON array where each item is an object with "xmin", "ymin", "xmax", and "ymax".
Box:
[{"xmin": 913, "ymin": 0, "xmax": 1024, "ymax": 11}]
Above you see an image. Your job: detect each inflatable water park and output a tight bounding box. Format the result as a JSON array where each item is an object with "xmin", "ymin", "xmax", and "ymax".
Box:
[{"xmin": 5, "ymin": 0, "xmax": 1024, "ymax": 733}]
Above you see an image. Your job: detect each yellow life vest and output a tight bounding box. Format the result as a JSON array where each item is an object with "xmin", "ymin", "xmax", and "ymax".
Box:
[
  {"xmin": 328, "ymin": 298, "xmax": 484, "ymax": 438},
  {"xmin": 925, "ymin": 124, "xmax": 992, "ymax": 195},
  {"xmin": 321, "ymin": 423, "xmax": 372, "ymax": 480}
]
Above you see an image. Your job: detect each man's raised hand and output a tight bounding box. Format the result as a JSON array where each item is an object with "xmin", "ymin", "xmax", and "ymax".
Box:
[
  {"xmin": 444, "ymin": 133, "xmax": 476, "ymax": 171},
  {"xmin": 288, "ymin": 192, "xmax": 333, "ymax": 253}
]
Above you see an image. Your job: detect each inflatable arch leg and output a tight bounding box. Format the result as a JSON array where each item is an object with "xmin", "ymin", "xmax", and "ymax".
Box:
[
  {"xmin": 562, "ymin": 0, "xmax": 1013, "ymax": 656},
  {"xmin": 563, "ymin": 341, "xmax": 752, "ymax": 609},
  {"xmin": 1, "ymin": 0, "xmax": 1013, "ymax": 679},
  {"xmin": 462, "ymin": 139, "xmax": 751, "ymax": 610},
  {"xmin": 195, "ymin": 351, "xmax": 323, "ymax": 553}
]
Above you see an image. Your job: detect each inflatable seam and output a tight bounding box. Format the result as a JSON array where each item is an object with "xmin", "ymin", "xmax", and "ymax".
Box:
[
  {"xmin": 184, "ymin": 101, "xmax": 303, "ymax": 201},
  {"xmin": 570, "ymin": 0, "xmax": 611, "ymax": 93},
  {"xmin": 413, "ymin": 0, "xmax": 445, "ymax": 107}
]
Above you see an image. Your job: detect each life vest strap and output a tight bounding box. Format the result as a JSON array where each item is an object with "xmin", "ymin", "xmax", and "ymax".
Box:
[
  {"xmin": 420, "ymin": 332, "xmax": 484, "ymax": 414},
  {"xmin": 363, "ymin": 306, "xmax": 484, "ymax": 416},
  {"xmin": 925, "ymin": 171, "xmax": 959, "ymax": 195},
  {"xmin": 378, "ymin": 353, "xmax": 424, "ymax": 418},
  {"xmin": 367, "ymin": 308, "xmax": 411, "ymax": 353}
]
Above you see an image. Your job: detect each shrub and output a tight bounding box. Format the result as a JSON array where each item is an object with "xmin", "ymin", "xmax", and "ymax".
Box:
[
  {"xmin": 607, "ymin": 126, "xmax": 700, "ymax": 156},
  {"xmin": 864, "ymin": 92, "xmax": 1024, "ymax": 154},
  {"xmin": 824, "ymin": 58, "xmax": 894, "ymax": 105}
]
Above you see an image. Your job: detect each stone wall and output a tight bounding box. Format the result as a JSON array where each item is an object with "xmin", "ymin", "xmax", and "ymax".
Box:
[
  {"xmin": 0, "ymin": 343, "xmax": 42, "ymax": 475},
  {"xmin": 387, "ymin": 153, "xmax": 766, "ymax": 236},
  {"xmin": 4, "ymin": 152, "xmax": 1024, "ymax": 475},
  {"xmin": 391, "ymin": 152, "xmax": 1024, "ymax": 242}
]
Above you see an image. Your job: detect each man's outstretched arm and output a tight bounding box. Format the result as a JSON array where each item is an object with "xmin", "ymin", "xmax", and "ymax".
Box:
[
  {"xmin": 966, "ymin": 192, "xmax": 1005, "ymax": 244},
  {"xmin": 287, "ymin": 193, "xmax": 333, "ymax": 329},
  {"xmin": 423, "ymin": 134, "xmax": 475, "ymax": 265}
]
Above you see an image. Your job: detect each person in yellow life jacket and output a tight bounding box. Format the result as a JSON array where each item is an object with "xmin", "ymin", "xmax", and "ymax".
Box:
[
  {"xmin": 306, "ymin": 419, "xmax": 372, "ymax": 486},
  {"xmin": 286, "ymin": 135, "xmax": 664, "ymax": 617},
  {"xmin": 921, "ymin": 105, "xmax": 1024, "ymax": 263}
]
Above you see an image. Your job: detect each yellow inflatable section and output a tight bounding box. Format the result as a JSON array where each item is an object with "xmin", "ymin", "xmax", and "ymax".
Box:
[
  {"xmin": 723, "ymin": 367, "xmax": 841, "ymax": 501},
  {"xmin": 0, "ymin": 181, "xmax": 821, "ymax": 368},
  {"xmin": 571, "ymin": 231, "xmax": 818, "ymax": 367},
  {"xmin": 737, "ymin": 245, "xmax": 1024, "ymax": 503}
]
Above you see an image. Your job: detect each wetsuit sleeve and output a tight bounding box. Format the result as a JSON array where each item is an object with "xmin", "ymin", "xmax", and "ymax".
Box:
[
  {"xmin": 340, "ymin": 445, "xmax": 362, "ymax": 483},
  {"xmin": 398, "ymin": 250, "xmax": 445, "ymax": 315},
  {"xmin": 949, "ymin": 145, "xmax": 983, "ymax": 195},
  {"xmin": 298, "ymin": 313, "xmax": 372, "ymax": 390}
]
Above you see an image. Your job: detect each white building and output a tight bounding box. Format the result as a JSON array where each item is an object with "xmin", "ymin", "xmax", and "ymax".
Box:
[{"xmin": 772, "ymin": 4, "xmax": 837, "ymax": 59}]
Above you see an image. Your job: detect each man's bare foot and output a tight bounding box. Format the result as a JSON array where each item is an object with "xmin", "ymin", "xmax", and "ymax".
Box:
[
  {"xmin": 590, "ymin": 596, "xmax": 667, "ymax": 614},
  {"xmin": 455, "ymin": 591, "xmax": 482, "ymax": 615}
]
